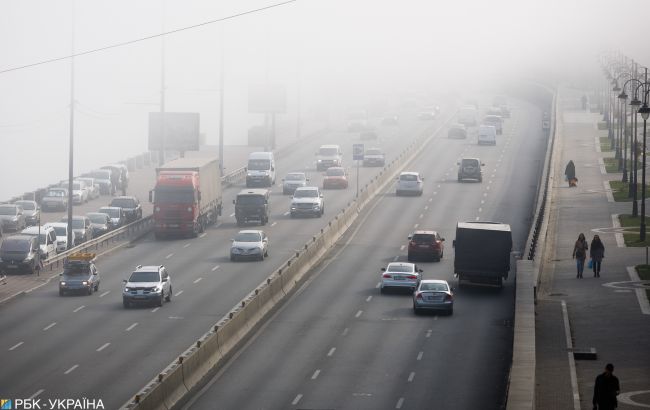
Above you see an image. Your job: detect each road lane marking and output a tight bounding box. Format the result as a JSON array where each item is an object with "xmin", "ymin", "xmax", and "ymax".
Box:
[
  {"xmin": 211, "ymin": 265, "xmax": 220, "ymax": 271},
  {"xmin": 355, "ymin": 310, "xmax": 363, "ymax": 318},
  {"xmin": 327, "ymin": 347, "xmax": 336, "ymax": 357},
  {"xmin": 311, "ymin": 369, "xmax": 321, "ymax": 380},
  {"xmin": 419, "ymin": 214, "xmax": 423, "ymax": 219},
  {"xmin": 199, "ymin": 233, "xmax": 207, "ymax": 238},
  {"xmin": 64, "ymin": 364, "xmax": 79, "ymax": 375},
  {"xmin": 126, "ymin": 322, "xmax": 138, "ymax": 331},
  {"xmin": 165, "ymin": 253, "xmax": 174, "ymax": 259},
  {"xmin": 99, "ymin": 291, "xmax": 110, "ymax": 298},
  {"xmin": 183, "ymin": 243, "xmax": 191, "ymax": 248},
  {"xmin": 151, "ymin": 307, "xmax": 160, "ymax": 313},
  {"xmin": 176, "ymin": 290, "xmax": 184, "ymax": 296},
  {"xmin": 271, "ymin": 221, "xmax": 277, "ymax": 227},
  {"xmin": 417, "ymin": 351, "xmax": 423, "ymax": 361},
  {"xmin": 342, "ymin": 328, "xmax": 349, "ymax": 336},
  {"xmin": 428, "ymin": 198, "xmax": 433, "ymax": 202},
  {"xmin": 194, "ymin": 278, "xmax": 203, "ymax": 284},
  {"xmin": 481, "ymin": 200, "xmax": 485, "ymax": 204},
  {"xmin": 43, "ymin": 322, "xmax": 56, "ymax": 331},
  {"xmin": 413, "ymin": 223, "xmax": 419, "ymax": 229},
  {"xmin": 283, "ymin": 211, "xmax": 290, "ymax": 216},
  {"xmin": 29, "ymin": 390, "xmax": 44, "ymax": 400},
  {"xmin": 96, "ymin": 343, "xmax": 110, "ymax": 352},
  {"xmin": 396, "ymin": 398, "xmax": 405, "ymax": 409},
  {"xmin": 9, "ymin": 342, "xmax": 23, "ymax": 351},
  {"xmin": 408, "ymin": 372, "xmax": 415, "ymax": 382},
  {"xmin": 424, "ymin": 206, "xmax": 428, "ymax": 210},
  {"xmin": 376, "ymin": 282, "xmax": 381, "ymax": 288},
  {"xmin": 393, "ymin": 256, "xmax": 399, "ymax": 261},
  {"xmin": 366, "ymin": 296, "xmax": 372, "ymax": 302},
  {"xmin": 478, "ymin": 207, "xmax": 482, "ymax": 213},
  {"xmin": 400, "ymin": 245, "xmax": 406, "ymax": 251},
  {"xmin": 425, "ymin": 329, "xmax": 432, "ymax": 338},
  {"xmin": 475, "ymin": 216, "xmax": 480, "ymax": 221},
  {"xmin": 292, "ymin": 395, "xmax": 303, "ymax": 405},
  {"xmin": 73, "ymin": 305, "xmax": 85, "ymax": 313}
]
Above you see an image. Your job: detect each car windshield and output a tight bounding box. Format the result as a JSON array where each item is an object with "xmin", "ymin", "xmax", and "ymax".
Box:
[
  {"xmin": 294, "ymin": 189, "xmax": 318, "ymax": 198},
  {"xmin": 1, "ymin": 239, "xmax": 30, "ymax": 252},
  {"xmin": 47, "ymin": 190, "xmax": 66, "ymax": 197},
  {"xmin": 420, "ymin": 282, "xmax": 448, "ymax": 292},
  {"xmin": 0, "ymin": 206, "xmax": 16, "ymax": 215},
  {"xmin": 326, "ymin": 168, "xmax": 345, "ymax": 176},
  {"xmin": 154, "ymin": 188, "xmax": 194, "ymax": 203},
  {"xmin": 111, "ymin": 198, "xmax": 136, "ymax": 208},
  {"xmin": 99, "ymin": 208, "xmax": 121, "ymax": 218},
  {"xmin": 387, "ymin": 264, "xmax": 414, "ymax": 273},
  {"xmin": 412, "ymin": 234, "xmax": 435, "ymax": 244},
  {"xmin": 129, "ymin": 271, "xmax": 160, "ymax": 283},
  {"xmin": 400, "ymin": 174, "xmax": 418, "ymax": 181},
  {"xmin": 234, "ymin": 232, "xmax": 261, "ymax": 242},
  {"xmin": 248, "ymin": 159, "xmax": 270, "ymax": 170},
  {"xmin": 285, "ymin": 174, "xmax": 305, "ymax": 181},
  {"xmin": 366, "ymin": 149, "xmax": 382, "ymax": 155},
  {"xmin": 319, "ymin": 147, "xmax": 338, "ymax": 156},
  {"xmin": 16, "ymin": 201, "xmax": 35, "ymax": 210},
  {"xmin": 89, "ymin": 170, "xmax": 110, "ymax": 180},
  {"xmin": 237, "ymin": 195, "xmax": 264, "ymax": 205},
  {"xmin": 52, "ymin": 226, "xmax": 67, "ymax": 236},
  {"xmin": 462, "ymin": 159, "xmax": 479, "ymax": 167},
  {"xmin": 88, "ymin": 214, "xmax": 107, "ymax": 224},
  {"xmin": 61, "ymin": 218, "xmax": 84, "ymax": 229}
]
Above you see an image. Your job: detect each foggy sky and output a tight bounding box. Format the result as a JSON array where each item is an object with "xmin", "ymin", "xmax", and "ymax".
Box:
[{"xmin": 1, "ymin": 0, "xmax": 648, "ymax": 199}]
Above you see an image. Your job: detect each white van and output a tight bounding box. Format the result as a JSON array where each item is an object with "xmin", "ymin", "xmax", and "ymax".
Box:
[
  {"xmin": 316, "ymin": 145, "xmax": 343, "ymax": 171},
  {"xmin": 477, "ymin": 125, "xmax": 497, "ymax": 145},
  {"xmin": 246, "ymin": 152, "xmax": 276, "ymax": 187},
  {"xmin": 21, "ymin": 225, "xmax": 58, "ymax": 259}
]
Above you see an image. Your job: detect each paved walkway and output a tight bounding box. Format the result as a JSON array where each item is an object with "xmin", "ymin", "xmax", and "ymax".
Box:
[{"xmin": 536, "ymin": 86, "xmax": 650, "ymax": 409}]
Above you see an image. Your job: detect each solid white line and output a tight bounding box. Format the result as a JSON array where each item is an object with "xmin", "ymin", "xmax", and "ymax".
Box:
[
  {"xmin": 183, "ymin": 243, "xmax": 191, "ymax": 248},
  {"xmin": 43, "ymin": 322, "xmax": 56, "ymax": 331},
  {"xmin": 311, "ymin": 369, "xmax": 321, "ymax": 380},
  {"xmin": 126, "ymin": 322, "xmax": 138, "ymax": 331},
  {"xmin": 408, "ymin": 372, "xmax": 415, "ymax": 382},
  {"xmin": 271, "ymin": 221, "xmax": 277, "ymax": 227},
  {"xmin": 211, "ymin": 265, "xmax": 220, "ymax": 272},
  {"xmin": 229, "ymin": 212, "xmax": 235, "ymax": 217},
  {"xmin": 366, "ymin": 295, "xmax": 372, "ymax": 302},
  {"xmin": 96, "ymin": 343, "xmax": 110, "ymax": 352},
  {"xmin": 194, "ymin": 278, "xmax": 203, "ymax": 284},
  {"xmin": 612, "ymin": 214, "xmax": 625, "ymax": 248},
  {"xmin": 595, "ymin": 136, "xmax": 602, "ymax": 153},
  {"xmin": 396, "ymin": 397, "xmax": 405, "ymax": 409},
  {"xmin": 28, "ymin": 389, "xmax": 44, "ymax": 400},
  {"xmin": 151, "ymin": 307, "xmax": 160, "ymax": 313},
  {"xmin": 73, "ymin": 305, "xmax": 85, "ymax": 313},
  {"xmin": 99, "ymin": 291, "xmax": 110, "ymax": 298},
  {"xmin": 417, "ymin": 351, "xmax": 423, "ymax": 361},
  {"xmin": 199, "ymin": 233, "xmax": 207, "ymax": 238},
  {"xmin": 627, "ymin": 266, "xmax": 650, "ymax": 315},
  {"xmin": 327, "ymin": 347, "xmax": 336, "ymax": 357},
  {"xmin": 292, "ymin": 394, "xmax": 303, "ymax": 405},
  {"xmin": 9, "ymin": 341, "xmax": 23, "ymax": 351},
  {"xmin": 64, "ymin": 364, "xmax": 79, "ymax": 375},
  {"xmin": 561, "ymin": 300, "xmax": 581, "ymax": 410},
  {"xmin": 342, "ymin": 328, "xmax": 349, "ymax": 336},
  {"xmin": 355, "ymin": 310, "xmax": 363, "ymax": 318},
  {"xmin": 176, "ymin": 290, "xmax": 184, "ymax": 296},
  {"xmin": 165, "ymin": 253, "xmax": 174, "ymax": 259}
]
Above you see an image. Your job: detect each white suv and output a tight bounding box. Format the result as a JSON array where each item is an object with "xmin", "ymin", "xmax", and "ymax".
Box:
[
  {"xmin": 316, "ymin": 145, "xmax": 343, "ymax": 171},
  {"xmin": 290, "ymin": 187, "xmax": 325, "ymax": 218},
  {"xmin": 122, "ymin": 265, "xmax": 172, "ymax": 308}
]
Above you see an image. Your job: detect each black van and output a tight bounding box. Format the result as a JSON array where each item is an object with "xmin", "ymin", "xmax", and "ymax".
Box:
[
  {"xmin": 0, "ymin": 235, "xmax": 41, "ymax": 274},
  {"xmin": 233, "ymin": 189, "xmax": 270, "ymax": 226}
]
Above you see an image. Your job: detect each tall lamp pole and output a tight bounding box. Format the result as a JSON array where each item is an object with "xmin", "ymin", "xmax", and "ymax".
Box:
[
  {"xmin": 66, "ymin": 0, "xmax": 76, "ymax": 250},
  {"xmin": 638, "ymin": 67, "xmax": 650, "ymax": 241}
]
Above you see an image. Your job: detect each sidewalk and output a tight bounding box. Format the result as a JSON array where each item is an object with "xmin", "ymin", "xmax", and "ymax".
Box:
[{"xmin": 536, "ymin": 86, "xmax": 650, "ymax": 409}]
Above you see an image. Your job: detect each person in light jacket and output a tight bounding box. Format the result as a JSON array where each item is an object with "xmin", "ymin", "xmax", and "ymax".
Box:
[{"xmin": 590, "ymin": 234, "xmax": 605, "ymax": 277}]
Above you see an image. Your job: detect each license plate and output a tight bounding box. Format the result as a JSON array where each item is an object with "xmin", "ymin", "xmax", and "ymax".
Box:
[
  {"xmin": 393, "ymin": 275, "xmax": 404, "ymax": 280},
  {"xmin": 419, "ymin": 245, "xmax": 428, "ymax": 248},
  {"xmin": 426, "ymin": 296, "xmax": 435, "ymax": 301},
  {"xmin": 7, "ymin": 265, "xmax": 18, "ymax": 269}
]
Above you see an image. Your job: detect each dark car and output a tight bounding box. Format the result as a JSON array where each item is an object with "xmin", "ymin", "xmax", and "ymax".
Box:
[
  {"xmin": 101, "ymin": 165, "xmax": 127, "ymax": 193},
  {"xmin": 0, "ymin": 235, "xmax": 41, "ymax": 274},
  {"xmin": 109, "ymin": 196, "xmax": 142, "ymax": 223},
  {"xmin": 59, "ymin": 253, "xmax": 100, "ymax": 296},
  {"xmin": 41, "ymin": 188, "xmax": 69, "ymax": 211},
  {"xmin": 97, "ymin": 206, "xmax": 125, "ymax": 229},
  {"xmin": 0, "ymin": 204, "xmax": 26, "ymax": 232},
  {"xmin": 447, "ymin": 124, "xmax": 468, "ymax": 139},
  {"xmin": 407, "ymin": 230, "xmax": 445, "ymax": 262},
  {"xmin": 15, "ymin": 200, "xmax": 40, "ymax": 226},
  {"xmin": 234, "ymin": 189, "xmax": 270, "ymax": 226},
  {"xmin": 457, "ymin": 158, "xmax": 484, "ymax": 182},
  {"xmin": 59, "ymin": 216, "xmax": 93, "ymax": 244},
  {"xmin": 86, "ymin": 212, "xmax": 112, "ymax": 237}
]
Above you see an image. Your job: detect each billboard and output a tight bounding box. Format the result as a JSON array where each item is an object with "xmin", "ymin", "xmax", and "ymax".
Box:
[
  {"xmin": 148, "ymin": 112, "xmax": 200, "ymax": 152},
  {"xmin": 248, "ymin": 84, "xmax": 287, "ymax": 113}
]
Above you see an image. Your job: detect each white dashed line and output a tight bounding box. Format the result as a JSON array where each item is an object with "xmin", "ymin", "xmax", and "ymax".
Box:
[
  {"xmin": 366, "ymin": 296, "xmax": 372, "ymax": 302},
  {"xmin": 396, "ymin": 398, "xmax": 405, "ymax": 409},
  {"xmin": 183, "ymin": 243, "xmax": 191, "ymax": 248},
  {"xmin": 481, "ymin": 200, "xmax": 485, "ymax": 204},
  {"xmin": 437, "ymin": 184, "xmax": 441, "ymax": 188},
  {"xmin": 283, "ymin": 211, "xmax": 290, "ymax": 216},
  {"xmin": 64, "ymin": 364, "xmax": 79, "ymax": 375},
  {"xmin": 408, "ymin": 372, "xmax": 415, "ymax": 382},
  {"xmin": 400, "ymin": 245, "xmax": 406, "ymax": 251},
  {"xmin": 355, "ymin": 310, "xmax": 363, "ymax": 318},
  {"xmin": 176, "ymin": 290, "xmax": 184, "ymax": 296},
  {"xmin": 483, "ymin": 192, "xmax": 488, "ymax": 197},
  {"xmin": 151, "ymin": 307, "xmax": 160, "ymax": 313},
  {"xmin": 126, "ymin": 323, "xmax": 138, "ymax": 332},
  {"xmin": 29, "ymin": 389, "xmax": 44, "ymax": 400},
  {"xmin": 9, "ymin": 342, "xmax": 23, "ymax": 351},
  {"xmin": 342, "ymin": 328, "xmax": 349, "ymax": 336},
  {"xmin": 165, "ymin": 253, "xmax": 174, "ymax": 259},
  {"xmin": 211, "ymin": 265, "xmax": 220, "ymax": 271},
  {"xmin": 419, "ymin": 214, "xmax": 423, "ymax": 219},
  {"xmin": 327, "ymin": 347, "xmax": 336, "ymax": 357},
  {"xmin": 73, "ymin": 305, "xmax": 85, "ymax": 313},
  {"xmin": 414, "ymin": 223, "xmax": 419, "ymax": 229},
  {"xmin": 393, "ymin": 256, "xmax": 399, "ymax": 261},
  {"xmin": 199, "ymin": 233, "xmax": 207, "ymax": 238},
  {"xmin": 417, "ymin": 351, "xmax": 423, "ymax": 361},
  {"xmin": 432, "ymin": 191, "xmax": 437, "ymax": 195},
  {"xmin": 43, "ymin": 322, "xmax": 56, "ymax": 331},
  {"xmin": 99, "ymin": 291, "xmax": 110, "ymax": 298},
  {"xmin": 292, "ymin": 394, "xmax": 303, "ymax": 405},
  {"xmin": 478, "ymin": 207, "xmax": 482, "ymax": 213},
  {"xmin": 428, "ymin": 198, "xmax": 433, "ymax": 202},
  {"xmin": 424, "ymin": 206, "xmax": 428, "ymax": 210},
  {"xmin": 475, "ymin": 216, "xmax": 480, "ymax": 221},
  {"xmin": 96, "ymin": 343, "xmax": 110, "ymax": 352},
  {"xmin": 271, "ymin": 222, "xmax": 277, "ymax": 227},
  {"xmin": 311, "ymin": 369, "xmax": 321, "ymax": 380},
  {"xmin": 229, "ymin": 213, "xmax": 235, "ymax": 217},
  {"xmin": 425, "ymin": 329, "xmax": 432, "ymax": 338},
  {"xmin": 375, "ymin": 282, "xmax": 381, "ymax": 288},
  {"xmin": 193, "ymin": 278, "xmax": 202, "ymax": 284}
]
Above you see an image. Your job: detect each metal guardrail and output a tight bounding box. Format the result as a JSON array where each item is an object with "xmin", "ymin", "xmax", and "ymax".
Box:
[{"xmin": 221, "ymin": 166, "xmax": 247, "ymax": 187}]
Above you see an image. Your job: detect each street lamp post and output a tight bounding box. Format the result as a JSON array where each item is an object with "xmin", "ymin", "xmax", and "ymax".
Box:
[{"xmin": 639, "ymin": 102, "xmax": 649, "ymax": 241}]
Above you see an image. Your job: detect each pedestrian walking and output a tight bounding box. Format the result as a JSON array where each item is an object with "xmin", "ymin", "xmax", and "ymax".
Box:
[
  {"xmin": 572, "ymin": 233, "xmax": 588, "ymax": 278},
  {"xmin": 593, "ymin": 363, "xmax": 620, "ymax": 410},
  {"xmin": 590, "ymin": 234, "xmax": 605, "ymax": 277},
  {"xmin": 565, "ymin": 160, "xmax": 578, "ymax": 187}
]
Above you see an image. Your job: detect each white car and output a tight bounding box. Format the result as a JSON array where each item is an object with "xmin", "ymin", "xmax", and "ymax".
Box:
[
  {"xmin": 380, "ymin": 262, "xmax": 422, "ymax": 293},
  {"xmin": 76, "ymin": 177, "xmax": 100, "ymax": 200},
  {"xmin": 21, "ymin": 225, "xmax": 58, "ymax": 259},
  {"xmin": 45, "ymin": 222, "xmax": 78, "ymax": 252},
  {"xmin": 396, "ymin": 172, "xmax": 424, "ymax": 196},
  {"xmin": 60, "ymin": 180, "xmax": 89, "ymax": 204},
  {"xmin": 230, "ymin": 230, "xmax": 269, "ymax": 261},
  {"xmin": 290, "ymin": 187, "xmax": 324, "ymax": 218}
]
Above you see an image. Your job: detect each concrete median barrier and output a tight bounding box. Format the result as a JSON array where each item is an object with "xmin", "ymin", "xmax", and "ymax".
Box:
[
  {"xmin": 160, "ymin": 363, "xmax": 188, "ymax": 410},
  {"xmin": 215, "ymin": 307, "xmax": 247, "ymax": 357}
]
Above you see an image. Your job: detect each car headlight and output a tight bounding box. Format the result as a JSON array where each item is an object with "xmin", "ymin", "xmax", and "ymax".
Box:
[
  {"xmin": 155, "ymin": 285, "xmax": 163, "ymax": 292},
  {"xmin": 82, "ymin": 281, "xmax": 89, "ymax": 286},
  {"xmin": 60, "ymin": 281, "xmax": 66, "ymax": 286},
  {"xmin": 124, "ymin": 287, "xmax": 130, "ymax": 292},
  {"xmin": 317, "ymin": 159, "xmax": 323, "ymax": 162}
]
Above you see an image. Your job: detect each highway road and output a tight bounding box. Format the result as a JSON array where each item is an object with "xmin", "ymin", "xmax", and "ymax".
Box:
[
  {"xmin": 0, "ymin": 103, "xmax": 448, "ymax": 408},
  {"xmin": 183, "ymin": 98, "xmax": 548, "ymax": 410}
]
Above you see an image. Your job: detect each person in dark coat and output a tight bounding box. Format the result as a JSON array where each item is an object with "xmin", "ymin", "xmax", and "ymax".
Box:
[
  {"xmin": 572, "ymin": 233, "xmax": 588, "ymax": 278},
  {"xmin": 565, "ymin": 160, "xmax": 577, "ymax": 187},
  {"xmin": 590, "ymin": 235, "xmax": 605, "ymax": 277},
  {"xmin": 593, "ymin": 363, "xmax": 620, "ymax": 410}
]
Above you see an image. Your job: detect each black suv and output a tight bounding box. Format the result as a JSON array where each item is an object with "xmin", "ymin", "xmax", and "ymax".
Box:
[
  {"xmin": 59, "ymin": 253, "xmax": 100, "ymax": 296},
  {"xmin": 234, "ymin": 189, "xmax": 270, "ymax": 226},
  {"xmin": 109, "ymin": 196, "xmax": 142, "ymax": 223},
  {"xmin": 457, "ymin": 158, "xmax": 484, "ymax": 182},
  {"xmin": 0, "ymin": 235, "xmax": 40, "ymax": 274}
]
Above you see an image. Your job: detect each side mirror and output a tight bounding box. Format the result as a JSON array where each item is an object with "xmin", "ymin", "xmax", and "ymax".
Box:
[
  {"xmin": 232, "ymin": 200, "xmax": 236, "ymax": 205},
  {"xmin": 162, "ymin": 277, "xmax": 168, "ymax": 282},
  {"xmin": 381, "ymin": 268, "xmax": 386, "ymax": 271},
  {"xmin": 122, "ymin": 279, "xmax": 127, "ymax": 283},
  {"xmin": 441, "ymin": 238, "xmax": 445, "ymax": 242},
  {"xmin": 93, "ymin": 271, "xmax": 98, "ymax": 275},
  {"xmin": 418, "ymin": 269, "xmax": 423, "ymax": 273},
  {"xmin": 452, "ymin": 240, "xmax": 456, "ymax": 248},
  {"xmin": 407, "ymin": 235, "xmax": 412, "ymax": 240},
  {"xmin": 319, "ymin": 194, "xmax": 323, "ymax": 198}
]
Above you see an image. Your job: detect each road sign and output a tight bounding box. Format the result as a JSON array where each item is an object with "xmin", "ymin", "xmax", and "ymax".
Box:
[{"xmin": 353, "ymin": 144, "xmax": 364, "ymax": 161}]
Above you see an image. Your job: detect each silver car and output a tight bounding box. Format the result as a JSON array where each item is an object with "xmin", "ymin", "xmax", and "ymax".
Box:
[
  {"xmin": 15, "ymin": 200, "xmax": 40, "ymax": 226},
  {"xmin": 282, "ymin": 172, "xmax": 309, "ymax": 195},
  {"xmin": 0, "ymin": 204, "xmax": 26, "ymax": 232},
  {"xmin": 76, "ymin": 177, "xmax": 100, "ymax": 200},
  {"xmin": 122, "ymin": 265, "xmax": 172, "ymax": 308},
  {"xmin": 380, "ymin": 262, "xmax": 422, "ymax": 293},
  {"xmin": 290, "ymin": 187, "xmax": 324, "ymax": 218},
  {"xmin": 230, "ymin": 230, "xmax": 269, "ymax": 261},
  {"xmin": 413, "ymin": 279, "xmax": 454, "ymax": 315},
  {"xmin": 396, "ymin": 172, "xmax": 424, "ymax": 196}
]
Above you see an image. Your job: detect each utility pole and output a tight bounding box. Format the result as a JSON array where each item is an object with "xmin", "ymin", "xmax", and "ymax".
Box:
[
  {"xmin": 219, "ymin": 25, "xmax": 225, "ymax": 175},
  {"xmin": 159, "ymin": 0, "xmax": 167, "ymax": 165},
  {"xmin": 66, "ymin": 0, "xmax": 76, "ymax": 250}
]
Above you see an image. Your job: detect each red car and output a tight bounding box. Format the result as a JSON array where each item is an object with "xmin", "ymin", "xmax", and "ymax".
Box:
[
  {"xmin": 407, "ymin": 230, "xmax": 445, "ymax": 262},
  {"xmin": 323, "ymin": 167, "xmax": 349, "ymax": 189}
]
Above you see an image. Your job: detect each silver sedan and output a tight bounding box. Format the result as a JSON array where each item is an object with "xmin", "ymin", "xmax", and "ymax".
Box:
[
  {"xmin": 413, "ymin": 279, "xmax": 454, "ymax": 315},
  {"xmin": 230, "ymin": 230, "xmax": 269, "ymax": 261}
]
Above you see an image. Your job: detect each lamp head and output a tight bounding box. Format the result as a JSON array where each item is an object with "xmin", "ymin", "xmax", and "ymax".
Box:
[
  {"xmin": 631, "ymin": 96, "xmax": 642, "ymax": 107},
  {"xmin": 618, "ymin": 91, "xmax": 628, "ymax": 100},
  {"xmin": 639, "ymin": 104, "xmax": 650, "ymax": 121},
  {"xmin": 613, "ymin": 83, "xmax": 622, "ymax": 92}
]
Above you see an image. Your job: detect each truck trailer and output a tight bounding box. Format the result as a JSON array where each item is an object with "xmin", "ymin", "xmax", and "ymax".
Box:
[
  {"xmin": 150, "ymin": 155, "xmax": 222, "ymax": 239},
  {"xmin": 453, "ymin": 221, "xmax": 512, "ymax": 287}
]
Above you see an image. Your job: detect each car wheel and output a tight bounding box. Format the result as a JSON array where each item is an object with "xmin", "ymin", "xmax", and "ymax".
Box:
[
  {"xmin": 123, "ymin": 300, "xmax": 130, "ymax": 309},
  {"xmin": 380, "ymin": 287, "xmax": 385, "ymax": 294},
  {"xmin": 165, "ymin": 287, "xmax": 172, "ymax": 302},
  {"xmin": 259, "ymin": 254, "xmax": 264, "ymax": 261},
  {"xmin": 448, "ymin": 307, "xmax": 454, "ymax": 316},
  {"xmin": 95, "ymin": 282, "xmax": 99, "ymax": 291},
  {"xmin": 59, "ymin": 289, "xmax": 65, "ymax": 297},
  {"xmin": 413, "ymin": 306, "xmax": 420, "ymax": 315},
  {"xmin": 88, "ymin": 286, "xmax": 93, "ymax": 295},
  {"xmin": 157, "ymin": 294, "xmax": 164, "ymax": 307},
  {"xmin": 264, "ymin": 248, "xmax": 268, "ymax": 257},
  {"xmin": 230, "ymin": 254, "xmax": 236, "ymax": 262}
]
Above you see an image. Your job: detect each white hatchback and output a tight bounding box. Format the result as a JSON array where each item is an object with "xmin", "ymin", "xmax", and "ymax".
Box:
[{"xmin": 396, "ymin": 172, "xmax": 424, "ymax": 196}]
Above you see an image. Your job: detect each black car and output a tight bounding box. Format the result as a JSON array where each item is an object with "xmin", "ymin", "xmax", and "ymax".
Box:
[
  {"xmin": 457, "ymin": 158, "xmax": 484, "ymax": 182},
  {"xmin": 0, "ymin": 235, "xmax": 40, "ymax": 274},
  {"xmin": 86, "ymin": 212, "xmax": 112, "ymax": 237},
  {"xmin": 234, "ymin": 189, "xmax": 270, "ymax": 226},
  {"xmin": 109, "ymin": 196, "xmax": 142, "ymax": 223},
  {"xmin": 59, "ymin": 253, "xmax": 100, "ymax": 296}
]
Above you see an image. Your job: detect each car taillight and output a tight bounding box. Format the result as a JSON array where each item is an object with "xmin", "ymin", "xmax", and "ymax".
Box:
[
  {"xmin": 409, "ymin": 241, "xmax": 416, "ymax": 247},
  {"xmin": 444, "ymin": 294, "xmax": 453, "ymax": 302},
  {"xmin": 415, "ymin": 292, "xmax": 423, "ymax": 300},
  {"xmin": 406, "ymin": 275, "xmax": 417, "ymax": 279},
  {"xmin": 382, "ymin": 273, "xmax": 391, "ymax": 278}
]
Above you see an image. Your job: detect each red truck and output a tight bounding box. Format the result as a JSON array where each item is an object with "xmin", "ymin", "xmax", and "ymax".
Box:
[{"xmin": 150, "ymin": 156, "xmax": 222, "ymax": 239}]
